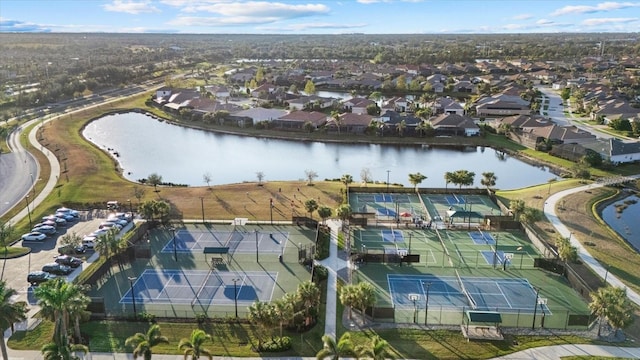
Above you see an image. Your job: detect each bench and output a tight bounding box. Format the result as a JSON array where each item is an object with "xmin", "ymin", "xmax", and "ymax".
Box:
[{"xmin": 211, "ymin": 257, "xmax": 224, "ymax": 265}]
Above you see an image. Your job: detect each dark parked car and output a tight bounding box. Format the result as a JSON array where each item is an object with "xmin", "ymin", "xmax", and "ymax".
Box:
[
  {"xmin": 54, "ymin": 255, "xmax": 83, "ymax": 268},
  {"xmin": 57, "ymin": 244, "xmax": 87, "ymax": 255},
  {"xmin": 42, "ymin": 263, "xmax": 73, "ymax": 276},
  {"xmin": 27, "ymin": 271, "xmax": 56, "ymax": 286}
]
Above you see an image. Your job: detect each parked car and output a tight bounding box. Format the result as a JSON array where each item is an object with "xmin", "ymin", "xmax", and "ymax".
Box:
[
  {"xmin": 31, "ymin": 225, "xmax": 57, "ymax": 235},
  {"xmin": 27, "ymin": 271, "xmax": 56, "ymax": 286},
  {"xmin": 56, "ymin": 207, "xmax": 79, "ymax": 218},
  {"xmin": 114, "ymin": 212, "xmax": 133, "ymax": 222},
  {"xmin": 82, "ymin": 236, "xmax": 97, "ymax": 249},
  {"xmin": 21, "ymin": 232, "xmax": 47, "ymax": 242},
  {"xmin": 42, "ymin": 263, "xmax": 73, "ymax": 276},
  {"xmin": 39, "ymin": 220, "xmax": 58, "ymax": 228},
  {"xmin": 58, "ymin": 244, "xmax": 87, "ymax": 255},
  {"xmin": 106, "ymin": 217, "xmax": 128, "ymax": 227},
  {"xmin": 89, "ymin": 229, "xmax": 109, "ymax": 237},
  {"xmin": 42, "ymin": 215, "xmax": 67, "ymax": 226},
  {"xmin": 99, "ymin": 222, "xmax": 122, "ymax": 230},
  {"xmin": 55, "ymin": 212, "xmax": 77, "ymax": 222},
  {"xmin": 54, "ymin": 255, "xmax": 83, "ymax": 268}
]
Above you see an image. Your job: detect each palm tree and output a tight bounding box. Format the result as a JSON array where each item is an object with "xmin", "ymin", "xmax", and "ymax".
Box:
[
  {"xmin": 330, "ymin": 110, "xmax": 342, "ymax": 136},
  {"xmin": 395, "ymin": 120, "xmax": 406, "ymax": 137},
  {"xmin": 272, "ymin": 298, "xmax": 295, "ymax": 338},
  {"xmin": 34, "ymin": 278, "xmax": 89, "ymax": 341},
  {"xmin": 408, "ymin": 172, "xmax": 427, "ymax": 191},
  {"xmin": 178, "ymin": 329, "xmax": 213, "ymax": 360},
  {"xmin": 304, "ymin": 199, "xmax": 319, "ymax": 220},
  {"xmin": 340, "ymin": 174, "xmax": 353, "ymax": 196},
  {"xmin": 355, "ymin": 282, "xmax": 376, "ymax": 321},
  {"xmin": 589, "ymin": 286, "xmax": 634, "ymax": 337},
  {"xmin": 146, "ymin": 173, "xmax": 163, "ymax": 192},
  {"xmin": 339, "ymin": 285, "xmax": 358, "ymax": 320},
  {"xmin": 125, "ymin": 323, "xmax": 169, "ymax": 360},
  {"xmin": 318, "ymin": 206, "xmax": 332, "ymax": 225},
  {"xmin": 316, "ymin": 333, "xmax": 354, "ymax": 360},
  {"xmin": 297, "ymin": 281, "xmax": 320, "ymax": 325},
  {"xmin": 509, "ymin": 199, "xmax": 526, "ymax": 221},
  {"xmin": 0, "ymin": 280, "xmax": 28, "ymax": 360},
  {"xmin": 42, "ymin": 319, "xmax": 89, "ymax": 360},
  {"xmin": 361, "ymin": 336, "xmax": 395, "ymax": 360},
  {"xmin": 67, "ymin": 285, "xmax": 91, "ymax": 342},
  {"xmin": 444, "ymin": 171, "xmax": 454, "ymax": 191},
  {"xmin": 480, "ymin": 172, "xmax": 497, "ymax": 191},
  {"xmin": 248, "ymin": 301, "xmax": 275, "ymax": 348}
]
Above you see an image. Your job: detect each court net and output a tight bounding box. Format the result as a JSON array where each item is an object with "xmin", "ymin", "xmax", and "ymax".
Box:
[{"xmin": 455, "ymin": 269, "xmax": 477, "ymax": 309}]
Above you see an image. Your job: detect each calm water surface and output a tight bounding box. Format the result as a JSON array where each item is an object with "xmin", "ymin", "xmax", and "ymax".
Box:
[
  {"xmin": 601, "ymin": 194, "xmax": 640, "ymax": 251},
  {"xmin": 82, "ymin": 112, "xmax": 556, "ymax": 189}
]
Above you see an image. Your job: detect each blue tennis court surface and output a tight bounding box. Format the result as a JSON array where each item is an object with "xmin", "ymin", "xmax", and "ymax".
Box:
[
  {"xmin": 381, "ymin": 229, "xmax": 404, "ymax": 242},
  {"xmin": 388, "ymin": 274, "xmax": 547, "ymax": 313},
  {"xmin": 469, "ymin": 231, "xmax": 496, "ymax": 245},
  {"xmin": 161, "ymin": 230, "xmax": 287, "ymax": 254},
  {"xmin": 446, "ymin": 195, "xmax": 466, "ymax": 205},
  {"xmin": 120, "ymin": 269, "xmax": 277, "ymax": 305},
  {"xmin": 375, "ymin": 194, "xmax": 394, "ymax": 203},
  {"xmin": 376, "ymin": 208, "xmax": 397, "ymax": 217},
  {"xmin": 480, "ymin": 250, "xmax": 507, "ymax": 265}
]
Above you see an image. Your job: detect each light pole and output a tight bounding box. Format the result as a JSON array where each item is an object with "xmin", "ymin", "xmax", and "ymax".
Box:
[
  {"xmin": 270, "ymin": 198, "xmax": 273, "ymax": 225},
  {"xmin": 408, "ymin": 233, "xmax": 412, "ymax": 254},
  {"xmin": 128, "ymin": 276, "xmax": 137, "ymax": 320},
  {"xmin": 232, "ymin": 278, "xmax": 240, "ymax": 319},
  {"xmin": 170, "ymin": 227, "xmax": 177, "ymax": 261},
  {"xmin": 200, "ymin": 197, "xmax": 205, "ymax": 224},
  {"xmin": 493, "ymin": 234, "xmax": 499, "ymax": 269},
  {"xmin": 255, "ymin": 230, "xmax": 259, "ymax": 263},
  {"xmin": 531, "ymin": 287, "xmax": 540, "ymax": 330},
  {"xmin": 30, "ymin": 172, "xmax": 36, "ymax": 199},
  {"xmin": 127, "ymin": 199, "xmax": 132, "ymax": 217},
  {"xmin": 386, "ymin": 170, "xmax": 390, "ymax": 192},
  {"xmin": 25, "ymin": 196, "xmax": 32, "ymax": 229},
  {"xmin": 424, "ymin": 281, "xmax": 432, "ymax": 326}
]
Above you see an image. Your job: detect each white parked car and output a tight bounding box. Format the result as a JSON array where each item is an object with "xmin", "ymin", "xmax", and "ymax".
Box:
[
  {"xmin": 99, "ymin": 222, "xmax": 122, "ymax": 231},
  {"xmin": 56, "ymin": 207, "xmax": 79, "ymax": 218},
  {"xmin": 22, "ymin": 232, "xmax": 47, "ymax": 241},
  {"xmin": 90, "ymin": 229, "xmax": 109, "ymax": 237}
]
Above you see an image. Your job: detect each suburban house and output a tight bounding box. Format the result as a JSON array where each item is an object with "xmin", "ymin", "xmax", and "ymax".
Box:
[
  {"xmin": 429, "ymin": 113, "xmax": 480, "ymax": 136},
  {"xmin": 343, "ymin": 97, "xmax": 376, "ymax": 115},
  {"xmin": 250, "ymin": 83, "xmax": 277, "ymax": 98},
  {"xmin": 452, "ymin": 80, "xmax": 476, "ymax": 93},
  {"xmin": 203, "ymin": 85, "xmax": 230, "ymax": 99},
  {"xmin": 228, "ymin": 108, "xmax": 289, "ymax": 127},
  {"xmin": 433, "ymin": 97, "xmax": 465, "ymax": 115},
  {"xmin": 382, "ymin": 110, "xmax": 423, "ymax": 136},
  {"xmin": 592, "ymin": 99, "xmax": 640, "ymax": 123},
  {"xmin": 287, "ymin": 95, "xmax": 338, "ymax": 111},
  {"xmin": 327, "ymin": 113, "xmax": 373, "ymax": 135},
  {"xmin": 582, "ymin": 138, "xmax": 640, "ymax": 164},
  {"xmin": 475, "ymin": 93, "xmax": 531, "ymax": 117},
  {"xmin": 385, "ymin": 96, "xmax": 413, "ymax": 113},
  {"xmin": 271, "ymin": 111, "xmax": 328, "ymax": 131}
]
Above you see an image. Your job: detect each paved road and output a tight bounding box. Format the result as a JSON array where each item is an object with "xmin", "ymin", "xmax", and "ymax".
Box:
[{"xmin": 0, "ymin": 126, "xmax": 39, "ymax": 218}]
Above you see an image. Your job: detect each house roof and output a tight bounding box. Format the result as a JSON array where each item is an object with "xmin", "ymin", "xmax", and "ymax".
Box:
[
  {"xmin": 430, "ymin": 113, "xmax": 478, "ymax": 129},
  {"xmin": 526, "ymin": 125, "xmax": 596, "ymax": 143},
  {"xmin": 344, "ymin": 97, "xmax": 375, "ymax": 108},
  {"xmin": 336, "ymin": 113, "xmax": 373, "ymax": 126},
  {"xmin": 497, "ymin": 115, "xmax": 551, "ymax": 128},
  {"xmin": 278, "ymin": 111, "xmax": 327, "ymax": 125},
  {"xmin": 232, "ymin": 108, "xmax": 288, "ymax": 121}
]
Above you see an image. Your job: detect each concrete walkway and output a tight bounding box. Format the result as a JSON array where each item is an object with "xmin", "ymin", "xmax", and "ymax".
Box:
[
  {"xmin": 543, "ymin": 177, "xmax": 640, "ymax": 306},
  {"xmin": 492, "ymin": 344, "xmax": 640, "ymax": 359}
]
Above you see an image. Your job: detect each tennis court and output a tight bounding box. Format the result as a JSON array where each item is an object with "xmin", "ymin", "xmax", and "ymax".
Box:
[
  {"xmin": 120, "ymin": 269, "xmax": 277, "ymax": 306},
  {"xmin": 349, "ymin": 192, "xmax": 427, "ymax": 222},
  {"xmin": 161, "ymin": 229, "xmax": 287, "ymax": 255},
  {"xmin": 421, "ymin": 193, "xmax": 501, "ymax": 225},
  {"xmin": 387, "ymin": 274, "xmax": 549, "ymax": 314}
]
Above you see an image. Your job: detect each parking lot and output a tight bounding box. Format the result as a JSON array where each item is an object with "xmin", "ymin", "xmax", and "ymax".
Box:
[{"xmin": 3, "ymin": 210, "xmax": 127, "ymax": 307}]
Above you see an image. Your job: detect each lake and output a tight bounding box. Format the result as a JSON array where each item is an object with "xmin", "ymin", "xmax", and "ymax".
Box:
[
  {"xmin": 82, "ymin": 112, "xmax": 556, "ymax": 189},
  {"xmin": 601, "ymin": 194, "xmax": 640, "ymax": 251}
]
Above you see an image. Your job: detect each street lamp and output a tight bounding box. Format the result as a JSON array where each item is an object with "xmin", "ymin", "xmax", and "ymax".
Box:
[
  {"xmin": 270, "ymin": 198, "xmax": 273, "ymax": 225},
  {"xmin": 492, "ymin": 234, "xmax": 499, "ymax": 269},
  {"xmin": 423, "ymin": 281, "xmax": 432, "ymax": 326},
  {"xmin": 128, "ymin": 276, "xmax": 137, "ymax": 319},
  {"xmin": 200, "ymin": 197, "xmax": 205, "ymax": 224},
  {"xmin": 232, "ymin": 278, "xmax": 240, "ymax": 318},
  {"xmin": 127, "ymin": 199, "xmax": 132, "ymax": 217},
  {"xmin": 170, "ymin": 227, "xmax": 177, "ymax": 261},
  {"xmin": 25, "ymin": 195, "xmax": 32, "ymax": 229},
  {"xmin": 30, "ymin": 172, "xmax": 36, "ymax": 199},
  {"xmin": 409, "ymin": 294, "xmax": 419, "ymax": 323},
  {"xmin": 531, "ymin": 287, "xmax": 540, "ymax": 330},
  {"xmin": 386, "ymin": 170, "xmax": 390, "ymax": 192}
]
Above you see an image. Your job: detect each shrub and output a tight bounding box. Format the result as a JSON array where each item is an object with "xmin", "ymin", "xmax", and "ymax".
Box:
[{"xmin": 259, "ymin": 336, "xmax": 291, "ymax": 352}]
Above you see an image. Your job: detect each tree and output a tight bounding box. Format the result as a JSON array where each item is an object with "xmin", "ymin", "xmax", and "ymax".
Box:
[
  {"xmin": 304, "ymin": 80, "xmax": 316, "ymax": 95},
  {"xmin": 1, "ymin": 221, "xmax": 15, "ymax": 278},
  {"xmin": 178, "ymin": 329, "xmax": 213, "ymax": 360},
  {"xmin": 360, "ymin": 335, "xmax": 395, "ymax": 360},
  {"xmin": 147, "ymin": 173, "xmax": 163, "ymax": 192},
  {"xmin": 408, "ymin": 172, "xmax": 427, "ymax": 191},
  {"xmin": 340, "ymin": 174, "xmax": 353, "ymax": 196},
  {"xmin": 133, "ymin": 186, "xmax": 146, "ymax": 204},
  {"xmin": 509, "ymin": 199, "xmax": 526, "ymax": 221},
  {"xmin": 336, "ymin": 204, "xmax": 352, "ymax": 223},
  {"xmin": 41, "ymin": 319, "xmax": 88, "ymax": 360},
  {"xmin": 304, "ymin": 169, "xmax": 318, "ymax": 185},
  {"xmin": 0, "ymin": 280, "xmax": 28, "ymax": 360},
  {"xmin": 355, "ymin": 282, "xmax": 376, "ymax": 321},
  {"xmin": 95, "ymin": 227, "xmax": 121, "ymax": 261},
  {"xmin": 304, "ymin": 199, "xmax": 319, "ymax": 220},
  {"xmin": 396, "ymin": 120, "xmax": 406, "ymax": 136},
  {"xmin": 450, "ymin": 169, "xmax": 475, "ymax": 189},
  {"xmin": 256, "ymin": 171, "xmax": 265, "ymax": 185},
  {"xmin": 360, "ymin": 168, "xmax": 372, "ymax": 185},
  {"xmin": 589, "ymin": 286, "xmax": 635, "ymax": 337},
  {"xmin": 125, "ymin": 323, "xmax": 170, "ymax": 360},
  {"xmin": 444, "ymin": 171, "xmax": 454, "ymax": 190},
  {"xmin": 34, "ymin": 278, "xmax": 90, "ymax": 343},
  {"xmin": 316, "ymin": 333, "xmax": 354, "ymax": 360},
  {"xmin": 203, "ymin": 172, "xmax": 212, "ymax": 188},
  {"xmin": 330, "ymin": 110, "xmax": 342, "ymax": 136},
  {"xmin": 480, "ymin": 172, "xmax": 497, "ymax": 191},
  {"xmin": 339, "ymin": 284, "xmax": 358, "ymax": 319},
  {"xmin": 555, "ymin": 235, "xmax": 578, "ymax": 264},
  {"xmin": 318, "ymin": 206, "xmax": 332, "ymax": 224},
  {"xmin": 297, "ymin": 281, "xmax": 320, "ymax": 325},
  {"xmin": 248, "ymin": 301, "xmax": 275, "ymax": 349},
  {"xmin": 60, "ymin": 232, "xmax": 83, "ymax": 249},
  {"xmin": 366, "ymin": 103, "xmax": 380, "ymax": 116},
  {"xmin": 272, "ymin": 297, "xmax": 295, "ymax": 338}
]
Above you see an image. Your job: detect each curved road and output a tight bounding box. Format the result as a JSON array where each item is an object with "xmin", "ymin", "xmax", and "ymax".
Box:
[{"xmin": 0, "ymin": 126, "xmax": 39, "ymax": 218}]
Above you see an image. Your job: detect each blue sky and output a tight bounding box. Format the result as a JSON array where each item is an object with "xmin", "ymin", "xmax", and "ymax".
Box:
[{"xmin": 1, "ymin": 0, "xmax": 639, "ymax": 34}]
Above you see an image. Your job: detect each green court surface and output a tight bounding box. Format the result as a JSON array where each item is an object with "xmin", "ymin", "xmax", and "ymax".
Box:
[
  {"xmin": 421, "ymin": 193, "xmax": 502, "ymax": 223},
  {"xmin": 349, "ymin": 192, "xmax": 427, "ymax": 223},
  {"xmin": 88, "ymin": 223, "xmax": 318, "ymax": 318},
  {"xmin": 350, "ymin": 226, "xmax": 592, "ymax": 329}
]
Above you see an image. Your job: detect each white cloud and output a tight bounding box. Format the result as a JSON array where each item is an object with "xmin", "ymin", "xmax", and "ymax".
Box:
[
  {"xmin": 260, "ymin": 22, "xmax": 368, "ymax": 31},
  {"xmin": 357, "ymin": 0, "xmax": 423, "ymax": 3},
  {"xmin": 536, "ymin": 19, "xmax": 554, "ymax": 25},
  {"xmin": 103, "ymin": 0, "xmax": 160, "ymax": 14},
  {"xmin": 178, "ymin": 1, "xmax": 329, "ymax": 17},
  {"xmin": 513, "ymin": 14, "xmax": 533, "ymax": 20},
  {"xmin": 581, "ymin": 17, "xmax": 637, "ymax": 25},
  {"xmin": 551, "ymin": 1, "xmax": 640, "ymax": 16}
]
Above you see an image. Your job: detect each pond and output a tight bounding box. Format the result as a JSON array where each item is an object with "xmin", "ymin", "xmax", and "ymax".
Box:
[
  {"xmin": 82, "ymin": 112, "xmax": 556, "ymax": 189},
  {"xmin": 601, "ymin": 194, "xmax": 640, "ymax": 252}
]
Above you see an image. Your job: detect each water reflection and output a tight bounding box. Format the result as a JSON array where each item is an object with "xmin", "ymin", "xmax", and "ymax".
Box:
[
  {"xmin": 82, "ymin": 112, "xmax": 555, "ymax": 189},
  {"xmin": 601, "ymin": 194, "xmax": 640, "ymax": 252}
]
